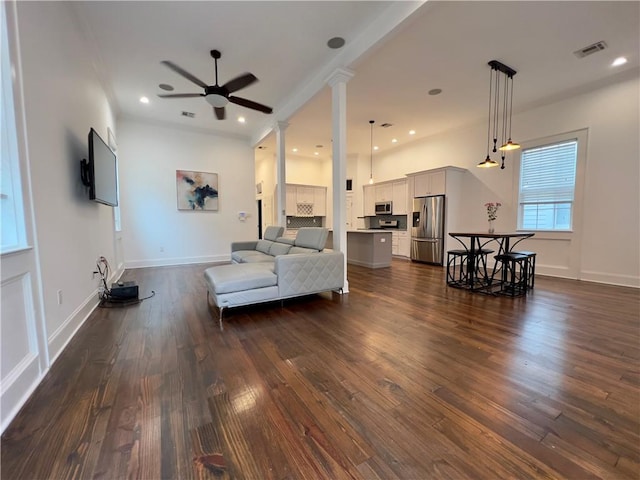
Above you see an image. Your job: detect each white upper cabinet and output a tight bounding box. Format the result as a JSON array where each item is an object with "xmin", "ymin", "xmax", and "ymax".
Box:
[
  {"xmin": 284, "ymin": 184, "xmax": 327, "ymax": 217},
  {"xmin": 363, "ymin": 185, "xmax": 375, "ymax": 216},
  {"xmin": 414, "ymin": 170, "xmax": 446, "ymax": 197},
  {"xmin": 392, "ymin": 180, "xmax": 408, "ymax": 214},
  {"xmin": 313, "ymin": 187, "xmax": 327, "ymax": 216},
  {"xmin": 285, "ymin": 185, "xmax": 297, "ymax": 215},
  {"xmin": 296, "ymin": 186, "xmax": 315, "ymax": 204},
  {"xmin": 375, "ymin": 183, "xmax": 393, "ymax": 202}
]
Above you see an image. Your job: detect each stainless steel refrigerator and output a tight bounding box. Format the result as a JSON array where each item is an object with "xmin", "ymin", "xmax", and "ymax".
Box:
[{"xmin": 411, "ymin": 195, "xmax": 445, "ymax": 265}]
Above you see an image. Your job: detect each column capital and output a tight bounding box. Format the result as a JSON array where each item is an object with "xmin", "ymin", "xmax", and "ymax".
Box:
[
  {"xmin": 273, "ymin": 121, "xmax": 289, "ymax": 132},
  {"xmin": 325, "ymin": 67, "xmax": 355, "ymax": 87}
]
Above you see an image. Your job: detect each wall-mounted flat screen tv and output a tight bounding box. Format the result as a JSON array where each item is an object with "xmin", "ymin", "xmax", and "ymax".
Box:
[{"xmin": 81, "ymin": 128, "xmax": 118, "ymax": 207}]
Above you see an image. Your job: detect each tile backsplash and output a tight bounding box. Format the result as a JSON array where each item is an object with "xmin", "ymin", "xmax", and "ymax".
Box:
[{"xmin": 286, "ymin": 216, "xmax": 324, "ymax": 228}]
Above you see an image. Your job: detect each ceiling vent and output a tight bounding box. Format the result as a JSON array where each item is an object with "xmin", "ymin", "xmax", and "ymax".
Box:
[
  {"xmin": 380, "ymin": 123, "xmax": 393, "ymax": 128},
  {"xmin": 573, "ymin": 41, "xmax": 607, "ymax": 59},
  {"xmin": 181, "ymin": 111, "xmax": 195, "ymax": 118}
]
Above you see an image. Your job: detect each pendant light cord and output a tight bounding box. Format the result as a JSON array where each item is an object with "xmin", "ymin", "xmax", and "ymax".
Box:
[
  {"xmin": 369, "ymin": 120, "xmax": 374, "ymax": 182},
  {"xmin": 486, "ymin": 68, "xmax": 493, "ymax": 157}
]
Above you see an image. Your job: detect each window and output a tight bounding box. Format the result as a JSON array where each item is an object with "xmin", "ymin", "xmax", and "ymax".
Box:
[
  {"xmin": 518, "ymin": 139, "xmax": 578, "ymax": 231},
  {"xmin": 1, "ymin": 3, "xmax": 27, "ymax": 252}
]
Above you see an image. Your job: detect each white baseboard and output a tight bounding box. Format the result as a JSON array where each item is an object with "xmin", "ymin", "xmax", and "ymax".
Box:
[
  {"xmin": 580, "ymin": 270, "xmax": 640, "ymax": 288},
  {"xmin": 125, "ymin": 254, "xmax": 230, "ymax": 269},
  {"xmin": 47, "ymin": 289, "xmax": 101, "ymax": 364}
]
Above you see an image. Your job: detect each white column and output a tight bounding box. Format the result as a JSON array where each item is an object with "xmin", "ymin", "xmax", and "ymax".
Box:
[
  {"xmin": 274, "ymin": 121, "xmax": 289, "ymax": 228},
  {"xmin": 326, "ymin": 67, "xmax": 354, "ymax": 293}
]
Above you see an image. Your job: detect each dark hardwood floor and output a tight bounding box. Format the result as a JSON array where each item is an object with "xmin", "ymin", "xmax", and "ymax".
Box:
[{"xmin": 2, "ymin": 259, "xmax": 639, "ymax": 479}]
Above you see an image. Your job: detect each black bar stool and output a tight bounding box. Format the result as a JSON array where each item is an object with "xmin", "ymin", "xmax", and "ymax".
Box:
[
  {"xmin": 447, "ymin": 250, "xmax": 469, "ymax": 287},
  {"xmin": 511, "ymin": 251, "xmax": 536, "ymax": 290},
  {"xmin": 494, "ymin": 253, "xmax": 530, "ymax": 296},
  {"xmin": 447, "ymin": 248, "xmax": 494, "ymax": 289}
]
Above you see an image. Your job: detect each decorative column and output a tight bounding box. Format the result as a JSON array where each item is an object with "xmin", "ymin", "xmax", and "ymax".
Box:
[
  {"xmin": 326, "ymin": 67, "xmax": 354, "ymax": 293},
  {"xmin": 274, "ymin": 121, "xmax": 289, "ymax": 228}
]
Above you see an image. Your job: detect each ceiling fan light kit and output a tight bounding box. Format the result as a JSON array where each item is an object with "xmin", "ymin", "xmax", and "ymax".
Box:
[
  {"xmin": 478, "ymin": 59, "xmax": 520, "ymax": 170},
  {"xmin": 158, "ymin": 49, "xmax": 273, "ymax": 121}
]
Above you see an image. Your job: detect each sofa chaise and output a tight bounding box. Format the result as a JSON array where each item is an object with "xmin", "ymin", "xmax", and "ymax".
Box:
[{"xmin": 204, "ymin": 226, "xmax": 344, "ymax": 329}]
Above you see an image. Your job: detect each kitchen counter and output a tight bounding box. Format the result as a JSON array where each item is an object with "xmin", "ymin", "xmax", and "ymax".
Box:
[{"xmin": 327, "ymin": 230, "xmax": 392, "ymax": 268}]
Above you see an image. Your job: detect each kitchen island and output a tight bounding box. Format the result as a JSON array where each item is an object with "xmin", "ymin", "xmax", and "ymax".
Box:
[{"xmin": 326, "ymin": 230, "xmax": 393, "ymax": 268}]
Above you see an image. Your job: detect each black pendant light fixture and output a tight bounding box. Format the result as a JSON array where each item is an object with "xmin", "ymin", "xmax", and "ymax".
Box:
[
  {"xmin": 369, "ymin": 120, "xmax": 375, "ymax": 184},
  {"xmin": 478, "ymin": 60, "xmax": 520, "ymax": 170}
]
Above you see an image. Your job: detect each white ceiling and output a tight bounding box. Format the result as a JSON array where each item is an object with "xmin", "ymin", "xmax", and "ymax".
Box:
[{"xmin": 72, "ymin": 1, "xmax": 639, "ymax": 162}]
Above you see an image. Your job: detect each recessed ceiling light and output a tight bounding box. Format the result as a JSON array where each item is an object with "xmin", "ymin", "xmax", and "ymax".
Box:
[
  {"xmin": 327, "ymin": 37, "xmax": 345, "ymax": 49},
  {"xmin": 409, "ymin": 130, "xmax": 416, "ymax": 135},
  {"xmin": 314, "ymin": 152, "xmax": 319, "ymax": 156},
  {"xmin": 612, "ymin": 56, "xmax": 628, "ymax": 67},
  {"xmin": 140, "ymin": 96, "xmax": 149, "ymax": 104},
  {"xmin": 373, "ymin": 146, "xmax": 379, "ymax": 151},
  {"xmin": 391, "ymin": 138, "xmax": 398, "ymax": 143},
  {"xmin": 158, "ymin": 83, "xmax": 174, "ymax": 91},
  {"xmin": 292, "ymin": 148, "xmax": 298, "ymax": 152},
  {"xmin": 428, "ymin": 88, "xmax": 442, "ymax": 96},
  {"xmin": 238, "ymin": 116, "xmax": 246, "ymax": 123}
]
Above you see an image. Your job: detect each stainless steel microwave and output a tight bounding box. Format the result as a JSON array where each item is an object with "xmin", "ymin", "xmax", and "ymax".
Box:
[{"xmin": 375, "ymin": 201, "xmax": 392, "ymax": 215}]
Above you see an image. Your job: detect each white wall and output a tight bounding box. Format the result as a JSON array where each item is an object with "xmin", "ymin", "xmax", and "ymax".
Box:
[
  {"xmin": 15, "ymin": 2, "xmax": 119, "ymax": 358},
  {"xmin": 2, "ymin": 1, "xmax": 119, "ymax": 431},
  {"xmin": 370, "ymin": 72, "xmax": 640, "ymax": 287},
  {"xmin": 117, "ymin": 120, "xmax": 257, "ymax": 267}
]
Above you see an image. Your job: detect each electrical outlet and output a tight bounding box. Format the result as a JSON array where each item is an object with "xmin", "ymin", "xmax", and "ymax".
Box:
[{"xmin": 57, "ymin": 289, "xmax": 63, "ymax": 305}]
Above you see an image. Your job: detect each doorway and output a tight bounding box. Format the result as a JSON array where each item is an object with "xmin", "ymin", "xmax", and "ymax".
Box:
[{"xmin": 257, "ymin": 199, "xmax": 263, "ymax": 239}]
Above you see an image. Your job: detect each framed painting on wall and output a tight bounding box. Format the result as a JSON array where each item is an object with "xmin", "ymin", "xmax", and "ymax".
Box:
[{"xmin": 176, "ymin": 170, "xmax": 219, "ymax": 211}]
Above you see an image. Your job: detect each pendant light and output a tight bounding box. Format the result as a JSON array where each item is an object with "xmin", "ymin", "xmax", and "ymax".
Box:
[
  {"xmin": 368, "ymin": 120, "xmax": 375, "ymax": 184},
  {"xmin": 478, "ymin": 60, "xmax": 519, "ymax": 170}
]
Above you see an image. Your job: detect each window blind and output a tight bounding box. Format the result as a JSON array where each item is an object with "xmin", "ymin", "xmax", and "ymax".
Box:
[{"xmin": 519, "ymin": 141, "xmax": 577, "ymax": 204}]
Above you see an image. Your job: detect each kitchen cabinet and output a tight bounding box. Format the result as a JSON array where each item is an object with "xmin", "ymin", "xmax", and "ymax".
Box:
[
  {"xmin": 296, "ymin": 186, "xmax": 315, "ymax": 204},
  {"xmin": 313, "ymin": 187, "xmax": 327, "ymax": 216},
  {"xmin": 414, "ymin": 170, "xmax": 445, "ymax": 197},
  {"xmin": 392, "ymin": 230, "xmax": 410, "ymax": 257},
  {"xmin": 285, "ymin": 185, "xmax": 297, "ymax": 215},
  {"xmin": 375, "ymin": 183, "xmax": 393, "ymax": 202},
  {"xmin": 363, "ymin": 185, "xmax": 375, "ymax": 217},
  {"xmin": 398, "ymin": 230, "xmax": 410, "ymax": 257},
  {"xmin": 284, "ymin": 184, "xmax": 327, "ymax": 217},
  {"xmin": 392, "ymin": 180, "xmax": 408, "ymax": 214}
]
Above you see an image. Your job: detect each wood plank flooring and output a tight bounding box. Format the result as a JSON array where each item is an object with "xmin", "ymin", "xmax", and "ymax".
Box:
[{"xmin": 2, "ymin": 259, "xmax": 639, "ymax": 479}]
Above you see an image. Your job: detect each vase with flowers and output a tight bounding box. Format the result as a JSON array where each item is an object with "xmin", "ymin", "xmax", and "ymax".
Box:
[{"xmin": 485, "ymin": 202, "xmax": 501, "ymax": 233}]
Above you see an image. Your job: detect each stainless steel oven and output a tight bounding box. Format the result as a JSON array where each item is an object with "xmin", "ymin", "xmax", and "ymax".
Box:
[{"xmin": 375, "ymin": 201, "xmax": 392, "ymax": 215}]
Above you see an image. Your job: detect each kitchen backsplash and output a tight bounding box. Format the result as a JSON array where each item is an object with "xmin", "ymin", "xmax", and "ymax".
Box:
[{"xmin": 286, "ymin": 216, "xmax": 324, "ymax": 228}]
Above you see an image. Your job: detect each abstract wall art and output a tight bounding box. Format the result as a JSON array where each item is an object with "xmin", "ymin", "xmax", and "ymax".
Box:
[{"xmin": 176, "ymin": 170, "xmax": 219, "ymax": 211}]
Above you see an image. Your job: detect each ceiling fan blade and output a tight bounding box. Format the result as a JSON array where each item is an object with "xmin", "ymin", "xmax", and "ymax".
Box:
[
  {"xmin": 161, "ymin": 61, "xmax": 208, "ymax": 89},
  {"xmin": 222, "ymin": 73, "xmax": 258, "ymax": 94},
  {"xmin": 214, "ymin": 106, "xmax": 226, "ymax": 120},
  {"xmin": 157, "ymin": 93, "xmax": 204, "ymax": 98},
  {"xmin": 228, "ymin": 96, "xmax": 273, "ymax": 114}
]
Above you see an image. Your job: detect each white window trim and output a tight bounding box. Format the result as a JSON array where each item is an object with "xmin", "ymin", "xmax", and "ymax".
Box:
[{"xmin": 512, "ymin": 129, "xmax": 588, "ymax": 242}]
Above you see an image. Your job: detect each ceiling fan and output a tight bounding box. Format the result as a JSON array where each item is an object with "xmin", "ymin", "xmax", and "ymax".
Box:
[{"xmin": 158, "ymin": 49, "xmax": 273, "ymax": 120}]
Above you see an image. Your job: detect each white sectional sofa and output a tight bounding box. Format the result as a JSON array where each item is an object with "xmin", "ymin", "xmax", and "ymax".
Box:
[{"xmin": 204, "ymin": 227, "xmax": 344, "ymax": 330}]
